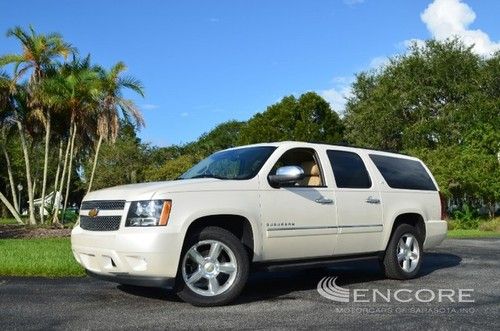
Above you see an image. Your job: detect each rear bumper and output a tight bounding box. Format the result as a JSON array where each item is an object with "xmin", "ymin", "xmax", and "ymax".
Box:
[
  {"xmin": 86, "ymin": 270, "xmax": 175, "ymax": 289},
  {"xmin": 424, "ymin": 220, "xmax": 447, "ymax": 249}
]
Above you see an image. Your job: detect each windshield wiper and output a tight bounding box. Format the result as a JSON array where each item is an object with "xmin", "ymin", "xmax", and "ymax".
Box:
[{"xmin": 187, "ymin": 174, "xmax": 226, "ymax": 180}]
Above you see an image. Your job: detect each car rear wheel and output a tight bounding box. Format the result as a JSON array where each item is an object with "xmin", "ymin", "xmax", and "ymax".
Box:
[
  {"xmin": 382, "ymin": 224, "xmax": 423, "ymax": 279},
  {"xmin": 176, "ymin": 226, "xmax": 249, "ymax": 306}
]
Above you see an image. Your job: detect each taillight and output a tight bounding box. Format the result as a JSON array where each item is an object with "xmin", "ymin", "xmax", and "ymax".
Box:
[{"xmin": 439, "ymin": 192, "xmax": 448, "ymax": 220}]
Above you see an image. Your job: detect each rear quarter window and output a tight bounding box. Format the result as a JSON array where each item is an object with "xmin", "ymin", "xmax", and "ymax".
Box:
[{"xmin": 369, "ymin": 154, "xmax": 436, "ymax": 191}]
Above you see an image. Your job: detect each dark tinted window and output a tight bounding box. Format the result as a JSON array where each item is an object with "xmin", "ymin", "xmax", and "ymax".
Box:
[
  {"xmin": 327, "ymin": 150, "xmax": 372, "ymax": 188},
  {"xmin": 369, "ymin": 154, "xmax": 436, "ymax": 191}
]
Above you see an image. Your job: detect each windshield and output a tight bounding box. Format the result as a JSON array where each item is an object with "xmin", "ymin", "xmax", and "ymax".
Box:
[{"xmin": 178, "ymin": 146, "xmax": 277, "ymax": 180}]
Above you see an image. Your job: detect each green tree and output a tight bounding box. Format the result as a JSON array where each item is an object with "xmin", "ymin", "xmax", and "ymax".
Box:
[
  {"xmin": 185, "ymin": 120, "xmax": 244, "ymax": 156},
  {"xmin": 239, "ymin": 92, "xmax": 344, "ymax": 145},
  {"xmin": 145, "ymin": 154, "xmax": 198, "ymax": 182},
  {"xmin": 344, "ymin": 39, "xmax": 500, "ymax": 217},
  {"xmin": 145, "ymin": 121, "xmax": 245, "ymax": 182},
  {"xmin": 344, "ymin": 39, "xmax": 485, "ymax": 150}
]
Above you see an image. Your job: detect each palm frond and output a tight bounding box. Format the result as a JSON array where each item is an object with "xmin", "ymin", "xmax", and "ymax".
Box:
[
  {"xmin": 13, "ymin": 64, "xmax": 32, "ymax": 82},
  {"xmin": 0, "ymin": 53, "xmax": 25, "ymax": 67},
  {"xmin": 110, "ymin": 61, "xmax": 127, "ymax": 78},
  {"xmin": 0, "ymin": 70, "xmax": 10, "ymax": 86},
  {"xmin": 118, "ymin": 76, "xmax": 145, "ymax": 97},
  {"xmin": 6, "ymin": 26, "xmax": 30, "ymax": 45},
  {"xmin": 118, "ymin": 98, "xmax": 145, "ymax": 128},
  {"xmin": 8, "ymin": 26, "xmax": 36, "ymax": 59},
  {"xmin": 80, "ymin": 54, "xmax": 92, "ymax": 68}
]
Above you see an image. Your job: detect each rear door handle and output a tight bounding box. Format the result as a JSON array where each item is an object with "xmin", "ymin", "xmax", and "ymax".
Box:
[
  {"xmin": 366, "ymin": 196, "xmax": 381, "ymax": 204},
  {"xmin": 315, "ymin": 197, "xmax": 334, "ymax": 204}
]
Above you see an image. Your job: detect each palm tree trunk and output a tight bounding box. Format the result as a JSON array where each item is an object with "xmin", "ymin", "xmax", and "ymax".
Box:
[
  {"xmin": 87, "ymin": 135, "xmax": 103, "ymax": 194},
  {"xmin": 0, "ymin": 128, "xmax": 19, "ymax": 213},
  {"xmin": 1, "ymin": 142, "xmax": 19, "ymax": 213},
  {"xmin": 62, "ymin": 122, "xmax": 77, "ymax": 221},
  {"xmin": 15, "ymin": 117, "xmax": 36, "ymax": 225},
  {"xmin": 50, "ymin": 139, "xmax": 63, "ymax": 215},
  {"xmin": 32, "ymin": 179, "xmax": 37, "ymax": 200},
  {"xmin": 40, "ymin": 110, "xmax": 51, "ymax": 223},
  {"xmin": 53, "ymin": 127, "xmax": 72, "ymax": 224},
  {"xmin": 0, "ymin": 191, "xmax": 23, "ymax": 225}
]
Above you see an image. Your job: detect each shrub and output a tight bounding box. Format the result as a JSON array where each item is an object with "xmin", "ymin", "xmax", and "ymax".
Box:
[
  {"xmin": 447, "ymin": 219, "xmax": 457, "ymax": 230},
  {"xmin": 60, "ymin": 210, "xmax": 79, "ymax": 222},
  {"xmin": 450, "ymin": 204, "xmax": 480, "ymax": 230},
  {"xmin": 478, "ymin": 218, "xmax": 500, "ymax": 232}
]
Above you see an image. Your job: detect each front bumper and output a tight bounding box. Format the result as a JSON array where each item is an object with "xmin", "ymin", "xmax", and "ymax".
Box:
[{"xmin": 71, "ymin": 226, "xmax": 183, "ymax": 280}]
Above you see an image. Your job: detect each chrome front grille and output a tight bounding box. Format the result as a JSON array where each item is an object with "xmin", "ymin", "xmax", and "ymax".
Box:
[
  {"xmin": 80, "ymin": 200, "xmax": 126, "ymax": 211},
  {"xmin": 80, "ymin": 216, "xmax": 122, "ymax": 231}
]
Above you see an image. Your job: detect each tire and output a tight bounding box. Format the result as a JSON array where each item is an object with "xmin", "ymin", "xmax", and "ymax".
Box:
[
  {"xmin": 381, "ymin": 223, "xmax": 424, "ymax": 279},
  {"xmin": 176, "ymin": 226, "xmax": 249, "ymax": 306}
]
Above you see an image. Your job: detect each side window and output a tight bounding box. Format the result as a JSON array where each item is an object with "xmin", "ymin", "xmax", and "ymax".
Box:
[
  {"xmin": 327, "ymin": 150, "xmax": 372, "ymax": 189},
  {"xmin": 369, "ymin": 154, "xmax": 437, "ymax": 191},
  {"xmin": 270, "ymin": 148, "xmax": 324, "ymax": 187}
]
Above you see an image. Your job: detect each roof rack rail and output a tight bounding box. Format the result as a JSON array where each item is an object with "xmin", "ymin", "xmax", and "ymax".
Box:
[{"xmin": 309, "ymin": 141, "xmax": 407, "ymax": 156}]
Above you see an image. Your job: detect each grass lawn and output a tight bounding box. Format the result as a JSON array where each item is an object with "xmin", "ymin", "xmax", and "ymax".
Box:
[
  {"xmin": 0, "ymin": 218, "xmax": 498, "ymax": 277},
  {"xmin": 0, "ymin": 238, "xmax": 85, "ymax": 277},
  {"xmin": 447, "ymin": 229, "xmax": 500, "ymax": 239},
  {"xmin": 0, "ymin": 218, "xmax": 21, "ymax": 225}
]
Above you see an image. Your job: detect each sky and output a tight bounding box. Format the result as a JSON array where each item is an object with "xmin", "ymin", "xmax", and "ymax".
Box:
[{"xmin": 1, "ymin": 0, "xmax": 499, "ymax": 147}]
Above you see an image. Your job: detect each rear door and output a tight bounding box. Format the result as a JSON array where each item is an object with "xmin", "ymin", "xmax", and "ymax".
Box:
[{"xmin": 326, "ymin": 149, "xmax": 383, "ymax": 255}]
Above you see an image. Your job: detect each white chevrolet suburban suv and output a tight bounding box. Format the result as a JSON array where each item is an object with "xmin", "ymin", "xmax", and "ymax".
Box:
[{"xmin": 71, "ymin": 141, "xmax": 447, "ymax": 306}]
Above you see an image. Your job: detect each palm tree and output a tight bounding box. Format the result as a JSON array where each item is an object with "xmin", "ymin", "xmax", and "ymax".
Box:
[
  {"xmin": 0, "ymin": 72, "xmax": 36, "ymax": 224},
  {"xmin": 86, "ymin": 62, "xmax": 145, "ymax": 193},
  {"xmin": 0, "ymin": 26, "xmax": 73, "ymax": 82},
  {"xmin": 0, "ymin": 25, "xmax": 74, "ymax": 223},
  {"xmin": 11, "ymin": 86, "xmax": 39, "ymax": 224},
  {"xmin": 0, "ymin": 71, "xmax": 24, "ymax": 224},
  {"xmin": 45, "ymin": 56, "xmax": 100, "ymax": 223},
  {"xmin": 0, "ymin": 72, "xmax": 18, "ymax": 213},
  {"xmin": 0, "ymin": 72, "xmax": 29, "ymax": 224}
]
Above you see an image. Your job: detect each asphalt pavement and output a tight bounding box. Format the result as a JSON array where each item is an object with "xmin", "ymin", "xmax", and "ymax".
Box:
[{"xmin": 0, "ymin": 238, "xmax": 499, "ymax": 330}]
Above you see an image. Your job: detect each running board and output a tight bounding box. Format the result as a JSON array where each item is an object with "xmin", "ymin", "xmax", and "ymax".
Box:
[{"xmin": 252, "ymin": 252, "xmax": 383, "ymax": 272}]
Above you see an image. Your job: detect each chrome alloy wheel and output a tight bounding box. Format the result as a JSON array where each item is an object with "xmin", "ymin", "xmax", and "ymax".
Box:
[
  {"xmin": 397, "ymin": 233, "xmax": 420, "ymax": 273},
  {"xmin": 182, "ymin": 240, "xmax": 238, "ymax": 297}
]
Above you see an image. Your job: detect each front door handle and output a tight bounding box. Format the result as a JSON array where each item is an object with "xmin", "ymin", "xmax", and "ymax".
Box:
[
  {"xmin": 366, "ymin": 196, "xmax": 381, "ymax": 204},
  {"xmin": 315, "ymin": 197, "xmax": 334, "ymax": 204}
]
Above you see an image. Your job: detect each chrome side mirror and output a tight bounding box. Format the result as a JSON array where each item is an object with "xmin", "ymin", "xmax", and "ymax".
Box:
[{"xmin": 268, "ymin": 166, "xmax": 305, "ymax": 187}]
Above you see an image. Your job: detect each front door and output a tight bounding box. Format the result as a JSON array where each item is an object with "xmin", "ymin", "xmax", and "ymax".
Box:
[{"xmin": 259, "ymin": 148, "xmax": 337, "ymax": 261}]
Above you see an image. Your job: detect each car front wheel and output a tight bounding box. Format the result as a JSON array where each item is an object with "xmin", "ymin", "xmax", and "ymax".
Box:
[{"xmin": 176, "ymin": 226, "xmax": 249, "ymax": 306}]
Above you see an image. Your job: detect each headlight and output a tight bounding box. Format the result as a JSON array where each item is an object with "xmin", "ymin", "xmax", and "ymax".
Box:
[{"xmin": 125, "ymin": 200, "xmax": 172, "ymax": 227}]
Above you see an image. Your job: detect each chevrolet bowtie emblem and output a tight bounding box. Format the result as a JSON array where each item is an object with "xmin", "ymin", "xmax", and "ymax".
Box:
[{"xmin": 88, "ymin": 208, "xmax": 99, "ymax": 218}]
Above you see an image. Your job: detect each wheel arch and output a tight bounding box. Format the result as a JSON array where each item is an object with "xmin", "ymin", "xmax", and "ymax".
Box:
[
  {"xmin": 182, "ymin": 213, "xmax": 258, "ymax": 262},
  {"xmin": 383, "ymin": 211, "xmax": 426, "ymax": 251}
]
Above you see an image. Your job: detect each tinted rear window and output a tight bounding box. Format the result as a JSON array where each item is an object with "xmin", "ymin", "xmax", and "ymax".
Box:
[
  {"xmin": 369, "ymin": 154, "xmax": 436, "ymax": 191},
  {"xmin": 327, "ymin": 150, "xmax": 372, "ymax": 188}
]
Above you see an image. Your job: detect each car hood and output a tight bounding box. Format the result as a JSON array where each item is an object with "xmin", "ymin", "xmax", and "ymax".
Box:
[{"xmin": 82, "ymin": 178, "xmax": 253, "ymax": 202}]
